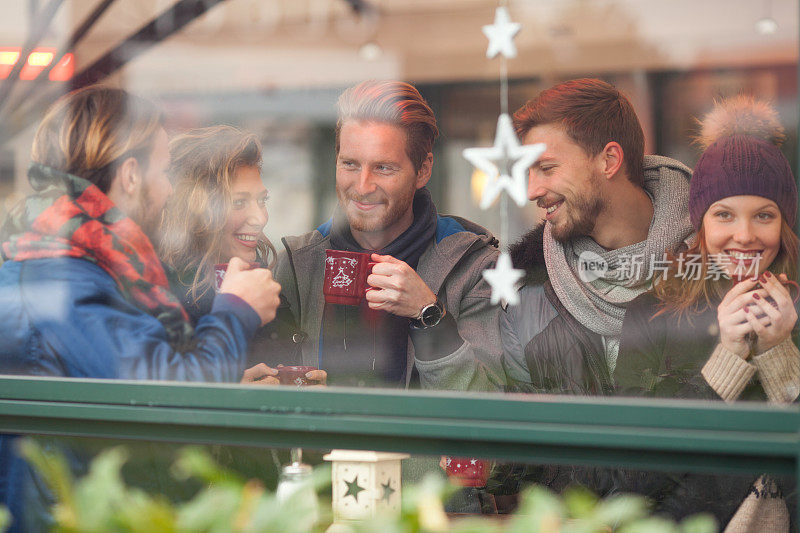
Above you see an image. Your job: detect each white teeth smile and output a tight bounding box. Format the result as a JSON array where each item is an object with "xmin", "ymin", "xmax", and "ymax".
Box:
[
  {"xmin": 236, "ymin": 234, "xmax": 256, "ymax": 242},
  {"xmin": 728, "ymin": 251, "xmax": 760, "ymax": 260},
  {"xmin": 546, "ymin": 202, "xmax": 561, "ymax": 214}
]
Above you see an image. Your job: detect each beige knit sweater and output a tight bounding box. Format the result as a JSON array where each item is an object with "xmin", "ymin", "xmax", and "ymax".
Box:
[{"xmin": 701, "ymin": 338, "xmax": 799, "ymax": 532}]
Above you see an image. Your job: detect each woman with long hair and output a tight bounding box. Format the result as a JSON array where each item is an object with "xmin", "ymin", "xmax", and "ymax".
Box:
[
  {"xmin": 616, "ymin": 97, "xmax": 799, "ymax": 401},
  {"xmin": 615, "ymin": 97, "xmax": 799, "ymax": 531},
  {"xmin": 160, "ymin": 125, "xmax": 321, "ymax": 383},
  {"xmin": 160, "ymin": 125, "xmax": 276, "ymax": 311}
]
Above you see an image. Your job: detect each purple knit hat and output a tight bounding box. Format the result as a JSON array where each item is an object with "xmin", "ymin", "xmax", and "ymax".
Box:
[{"xmin": 689, "ymin": 97, "xmax": 797, "ymax": 229}]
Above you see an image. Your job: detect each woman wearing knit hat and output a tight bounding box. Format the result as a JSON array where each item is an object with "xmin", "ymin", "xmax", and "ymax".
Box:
[{"xmin": 615, "ymin": 96, "xmax": 798, "ymax": 531}]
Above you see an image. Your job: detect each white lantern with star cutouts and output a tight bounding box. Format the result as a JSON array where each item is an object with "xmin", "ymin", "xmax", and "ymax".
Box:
[{"xmin": 323, "ymin": 449, "xmax": 410, "ymax": 525}]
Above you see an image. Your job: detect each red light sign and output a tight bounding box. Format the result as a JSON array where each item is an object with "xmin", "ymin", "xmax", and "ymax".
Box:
[
  {"xmin": 48, "ymin": 53, "xmax": 74, "ymax": 81},
  {"xmin": 0, "ymin": 47, "xmax": 74, "ymax": 81}
]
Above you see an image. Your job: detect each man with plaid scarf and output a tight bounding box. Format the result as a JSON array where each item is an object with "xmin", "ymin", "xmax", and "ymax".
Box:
[{"xmin": 0, "ymin": 86, "xmax": 281, "ymax": 532}]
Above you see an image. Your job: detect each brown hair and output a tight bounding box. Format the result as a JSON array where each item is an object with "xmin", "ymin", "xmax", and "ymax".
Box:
[
  {"xmin": 335, "ymin": 80, "xmax": 439, "ymax": 172},
  {"xmin": 513, "ymin": 78, "xmax": 645, "ymax": 186},
  {"xmin": 159, "ymin": 125, "xmax": 275, "ymax": 302},
  {"xmin": 31, "ymin": 85, "xmax": 163, "ymax": 193},
  {"xmin": 653, "ymin": 219, "xmax": 799, "ymax": 322}
]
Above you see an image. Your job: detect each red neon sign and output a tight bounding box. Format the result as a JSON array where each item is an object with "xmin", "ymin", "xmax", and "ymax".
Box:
[{"xmin": 0, "ymin": 47, "xmax": 74, "ymax": 81}]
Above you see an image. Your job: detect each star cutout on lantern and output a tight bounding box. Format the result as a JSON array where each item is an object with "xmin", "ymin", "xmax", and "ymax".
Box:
[
  {"xmin": 482, "ymin": 252, "xmax": 524, "ymax": 306},
  {"xmin": 463, "ymin": 113, "xmax": 546, "ymax": 210},
  {"xmin": 482, "ymin": 6, "xmax": 521, "ymax": 59},
  {"xmin": 344, "ymin": 475, "xmax": 366, "ymax": 503},
  {"xmin": 380, "ymin": 479, "xmax": 396, "ymax": 503}
]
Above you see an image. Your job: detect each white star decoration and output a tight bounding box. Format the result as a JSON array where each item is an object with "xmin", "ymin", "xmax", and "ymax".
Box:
[
  {"xmin": 463, "ymin": 113, "xmax": 546, "ymax": 210},
  {"xmin": 482, "ymin": 6, "xmax": 521, "ymax": 59},
  {"xmin": 482, "ymin": 252, "xmax": 524, "ymax": 306}
]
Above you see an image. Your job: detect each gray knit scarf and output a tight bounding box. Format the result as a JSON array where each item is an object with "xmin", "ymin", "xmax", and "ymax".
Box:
[{"xmin": 544, "ymin": 155, "xmax": 694, "ymax": 371}]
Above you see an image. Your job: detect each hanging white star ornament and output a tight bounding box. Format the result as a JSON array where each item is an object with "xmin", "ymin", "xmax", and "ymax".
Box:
[
  {"xmin": 482, "ymin": 6, "xmax": 521, "ymax": 59},
  {"xmin": 463, "ymin": 113, "xmax": 545, "ymax": 210},
  {"xmin": 482, "ymin": 252, "xmax": 524, "ymax": 306}
]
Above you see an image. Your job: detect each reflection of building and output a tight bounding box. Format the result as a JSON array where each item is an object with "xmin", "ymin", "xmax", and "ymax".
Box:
[{"xmin": 0, "ymin": 0, "xmax": 796, "ymax": 243}]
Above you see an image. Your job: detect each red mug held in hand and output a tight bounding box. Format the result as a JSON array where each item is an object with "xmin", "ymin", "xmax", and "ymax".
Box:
[
  {"xmin": 323, "ymin": 250, "xmax": 377, "ymax": 306},
  {"xmin": 739, "ymin": 275, "xmax": 800, "ymax": 304},
  {"xmin": 277, "ymin": 365, "xmax": 320, "ymax": 387},
  {"xmin": 213, "ymin": 263, "xmax": 229, "ymax": 292},
  {"xmin": 213, "ymin": 261, "xmax": 261, "ymax": 292}
]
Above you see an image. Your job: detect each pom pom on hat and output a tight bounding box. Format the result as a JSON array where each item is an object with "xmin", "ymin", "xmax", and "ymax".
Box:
[
  {"xmin": 689, "ymin": 96, "xmax": 796, "ymax": 229},
  {"xmin": 696, "ymin": 95, "xmax": 786, "ymax": 150}
]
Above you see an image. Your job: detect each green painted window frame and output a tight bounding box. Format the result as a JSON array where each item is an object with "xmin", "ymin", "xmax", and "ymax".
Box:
[{"xmin": 1, "ymin": 376, "xmax": 797, "ymax": 480}]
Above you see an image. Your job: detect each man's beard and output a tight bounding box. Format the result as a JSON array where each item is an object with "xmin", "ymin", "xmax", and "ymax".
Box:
[
  {"xmin": 131, "ymin": 181, "xmax": 164, "ymax": 244},
  {"xmin": 338, "ymin": 186, "xmax": 416, "ymax": 234},
  {"xmin": 550, "ymin": 173, "xmax": 604, "ymax": 243}
]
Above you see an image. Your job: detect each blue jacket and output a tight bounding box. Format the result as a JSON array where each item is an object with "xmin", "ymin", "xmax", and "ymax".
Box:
[{"xmin": 0, "ymin": 256, "xmax": 260, "ymax": 532}]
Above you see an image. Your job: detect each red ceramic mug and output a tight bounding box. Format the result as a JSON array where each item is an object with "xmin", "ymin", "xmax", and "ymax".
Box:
[
  {"xmin": 780, "ymin": 279, "xmax": 800, "ymax": 303},
  {"xmin": 323, "ymin": 250, "xmax": 377, "ymax": 306},
  {"xmin": 214, "ymin": 263, "xmax": 229, "ymax": 292},
  {"xmin": 444, "ymin": 456, "xmax": 490, "ymax": 488},
  {"xmin": 277, "ymin": 365, "xmax": 320, "ymax": 387},
  {"xmin": 213, "ymin": 261, "xmax": 262, "ymax": 292},
  {"xmin": 738, "ymin": 276, "xmax": 800, "ymax": 304}
]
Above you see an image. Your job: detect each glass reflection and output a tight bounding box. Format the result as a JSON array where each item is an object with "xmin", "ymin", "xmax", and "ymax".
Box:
[{"xmin": 0, "ymin": 1, "xmax": 798, "ymax": 529}]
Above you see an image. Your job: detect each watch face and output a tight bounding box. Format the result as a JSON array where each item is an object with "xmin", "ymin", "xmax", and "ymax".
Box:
[{"xmin": 421, "ymin": 303, "xmax": 443, "ymax": 327}]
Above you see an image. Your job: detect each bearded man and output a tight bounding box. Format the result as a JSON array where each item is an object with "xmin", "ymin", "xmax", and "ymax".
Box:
[
  {"xmin": 501, "ymin": 78, "xmax": 694, "ymax": 394},
  {"xmin": 0, "ymin": 86, "xmax": 283, "ymax": 533},
  {"xmin": 272, "ymin": 80, "xmax": 502, "ymax": 390}
]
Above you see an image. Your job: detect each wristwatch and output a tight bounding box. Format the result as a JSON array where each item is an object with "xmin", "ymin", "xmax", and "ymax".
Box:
[{"xmin": 410, "ymin": 298, "xmax": 446, "ymax": 329}]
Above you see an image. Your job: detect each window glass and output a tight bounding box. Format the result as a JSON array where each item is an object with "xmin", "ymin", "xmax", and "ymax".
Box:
[
  {"xmin": 0, "ymin": 2, "xmax": 797, "ymax": 391},
  {"xmin": 0, "ymin": 6, "xmax": 798, "ymax": 528},
  {"xmin": 3, "ymin": 4, "xmax": 799, "ymax": 530}
]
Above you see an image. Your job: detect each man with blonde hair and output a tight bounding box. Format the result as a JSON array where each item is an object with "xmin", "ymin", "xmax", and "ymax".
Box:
[
  {"xmin": 0, "ymin": 86, "xmax": 281, "ymax": 532},
  {"xmin": 272, "ymin": 80, "xmax": 502, "ymax": 390}
]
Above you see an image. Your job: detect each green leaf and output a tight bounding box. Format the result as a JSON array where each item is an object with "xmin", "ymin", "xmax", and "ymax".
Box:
[
  {"xmin": 563, "ymin": 486, "xmax": 598, "ymax": 519},
  {"xmin": 172, "ymin": 446, "xmax": 244, "ymax": 486},
  {"xmin": 71, "ymin": 446, "xmax": 130, "ymax": 530},
  {"xmin": 0, "ymin": 507, "xmax": 11, "ymax": 533},
  {"xmin": 560, "ymin": 521, "xmax": 600, "ymax": 533},
  {"xmin": 113, "ymin": 490, "xmax": 177, "ymax": 533},
  {"xmin": 507, "ymin": 485, "xmax": 566, "ymax": 533},
  {"xmin": 617, "ymin": 516, "xmax": 679, "ymax": 533},
  {"xmin": 449, "ymin": 516, "xmax": 502, "ymax": 533},
  {"xmin": 176, "ymin": 486, "xmax": 240, "ymax": 532},
  {"xmin": 17, "ymin": 439, "xmax": 78, "ymax": 526},
  {"xmin": 679, "ymin": 514, "xmax": 717, "ymax": 533},
  {"xmin": 592, "ymin": 494, "xmax": 648, "ymax": 526}
]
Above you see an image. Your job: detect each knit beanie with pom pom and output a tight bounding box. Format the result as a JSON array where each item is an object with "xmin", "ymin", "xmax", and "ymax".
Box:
[{"xmin": 689, "ymin": 96, "xmax": 797, "ymax": 229}]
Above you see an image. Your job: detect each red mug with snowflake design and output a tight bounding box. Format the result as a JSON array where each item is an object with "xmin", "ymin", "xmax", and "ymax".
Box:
[
  {"xmin": 213, "ymin": 263, "xmax": 229, "ymax": 292},
  {"xmin": 213, "ymin": 262, "xmax": 261, "ymax": 292},
  {"xmin": 323, "ymin": 250, "xmax": 377, "ymax": 306},
  {"xmin": 444, "ymin": 456, "xmax": 490, "ymax": 487}
]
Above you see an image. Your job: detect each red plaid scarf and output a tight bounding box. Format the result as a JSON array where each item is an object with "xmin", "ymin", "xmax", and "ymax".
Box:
[{"xmin": 1, "ymin": 163, "xmax": 193, "ymax": 347}]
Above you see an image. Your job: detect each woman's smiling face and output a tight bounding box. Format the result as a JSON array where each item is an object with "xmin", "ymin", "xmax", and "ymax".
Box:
[
  {"xmin": 702, "ymin": 195, "xmax": 782, "ymax": 279},
  {"xmin": 219, "ymin": 164, "xmax": 268, "ymax": 263}
]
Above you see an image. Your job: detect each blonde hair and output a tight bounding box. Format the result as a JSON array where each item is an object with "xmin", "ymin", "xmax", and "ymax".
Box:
[
  {"xmin": 31, "ymin": 86, "xmax": 163, "ymax": 192},
  {"xmin": 653, "ymin": 219, "xmax": 799, "ymax": 322},
  {"xmin": 335, "ymin": 80, "xmax": 438, "ymax": 172},
  {"xmin": 160, "ymin": 125, "xmax": 276, "ymax": 302}
]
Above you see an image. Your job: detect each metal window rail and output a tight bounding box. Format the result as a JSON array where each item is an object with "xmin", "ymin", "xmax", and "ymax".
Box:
[
  {"xmin": 2, "ymin": 375, "xmax": 799, "ymax": 522},
  {"xmin": 0, "ymin": 376, "xmax": 797, "ymax": 477}
]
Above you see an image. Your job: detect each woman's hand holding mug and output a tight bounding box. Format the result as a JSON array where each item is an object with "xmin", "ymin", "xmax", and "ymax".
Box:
[
  {"xmin": 746, "ymin": 272, "xmax": 798, "ymax": 354},
  {"xmin": 718, "ymin": 273, "xmax": 798, "ymax": 358}
]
